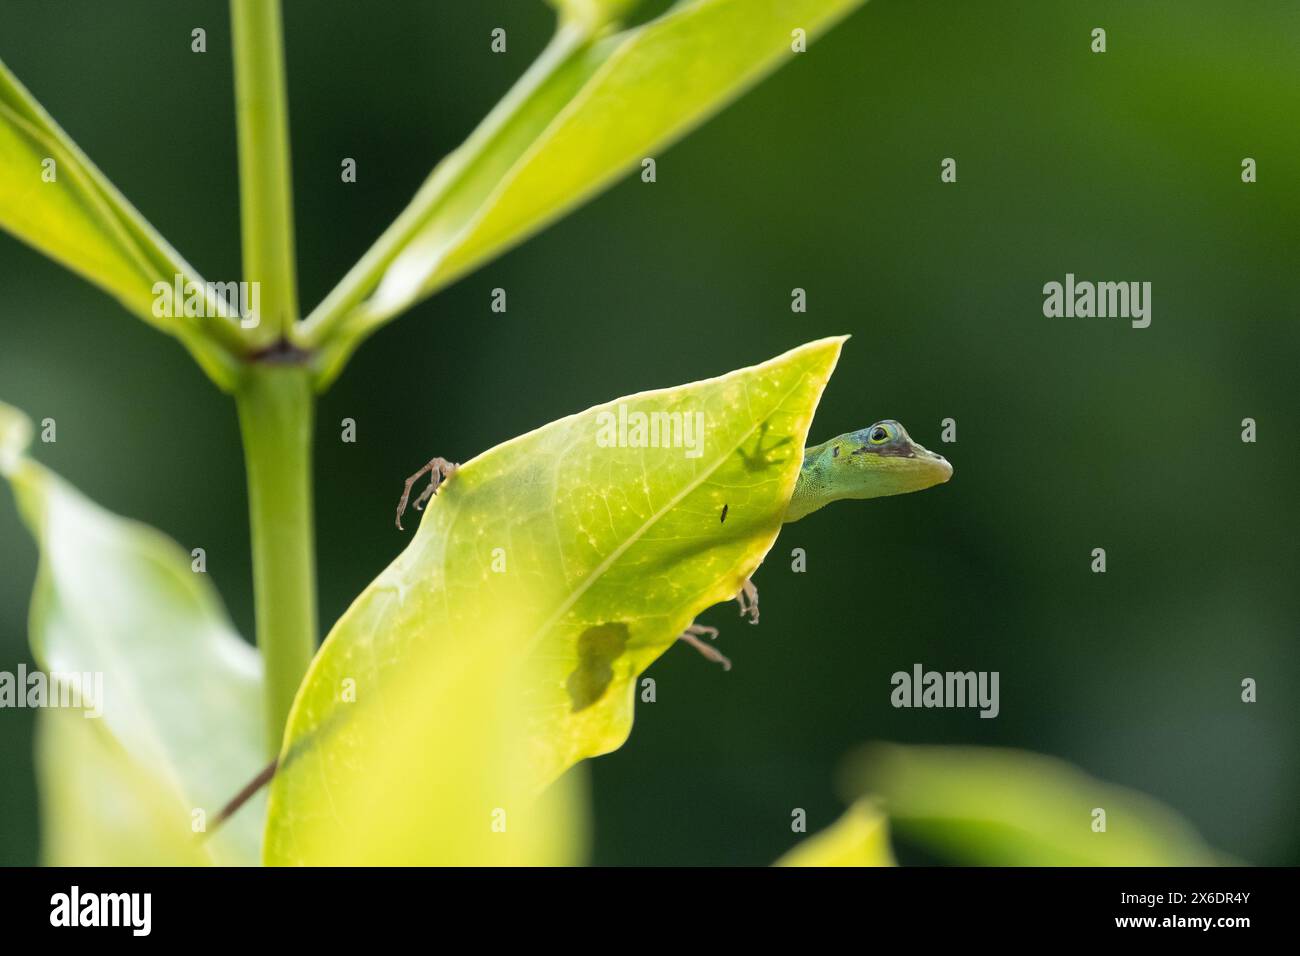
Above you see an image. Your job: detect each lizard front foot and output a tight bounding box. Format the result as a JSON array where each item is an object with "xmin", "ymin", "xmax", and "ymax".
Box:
[
  {"xmin": 735, "ymin": 577, "xmax": 759, "ymax": 624},
  {"xmin": 677, "ymin": 622, "xmax": 731, "ymax": 671},
  {"xmin": 396, "ymin": 456, "xmax": 460, "ymax": 530}
]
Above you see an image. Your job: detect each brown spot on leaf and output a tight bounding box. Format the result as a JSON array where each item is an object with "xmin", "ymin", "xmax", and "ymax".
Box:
[{"xmin": 566, "ymin": 622, "xmax": 630, "ymax": 712}]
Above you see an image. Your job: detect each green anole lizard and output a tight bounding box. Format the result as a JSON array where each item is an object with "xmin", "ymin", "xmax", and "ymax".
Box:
[
  {"xmin": 396, "ymin": 420, "xmax": 952, "ymax": 669},
  {"xmin": 209, "ymin": 421, "xmax": 950, "ymax": 833}
]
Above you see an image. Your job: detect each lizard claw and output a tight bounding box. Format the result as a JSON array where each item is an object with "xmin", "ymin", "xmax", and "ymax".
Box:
[
  {"xmin": 677, "ymin": 622, "xmax": 731, "ymax": 671},
  {"xmin": 396, "ymin": 457, "xmax": 460, "ymax": 530},
  {"xmin": 735, "ymin": 578, "xmax": 759, "ymax": 625}
]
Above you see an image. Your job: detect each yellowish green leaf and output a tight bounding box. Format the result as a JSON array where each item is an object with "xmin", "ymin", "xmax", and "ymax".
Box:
[
  {"xmin": 0, "ymin": 400, "xmax": 266, "ymax": 865},
  {"xmin": 266, "ymin": 607, "xmax": 590, "ymax": 866},
  {"xmin": 302, "ymin": 0, "xmax": 866, "ymax": 385},
  {"xmin": 0, "ymin": 59, "xmax": 247, "ymax": 385},
  {"xmin": 845, "ymin": 744, "xmax": 1225, "ymax": 866},
  {"xmin": 264, "ymin": 337, "xmax": 844, "ymax": 863},
  {"xmin": 0, "ymin": 400, "xmax": 31, "ymax": 474},
  {"xmin": 547, "ymin": 0, "xmax": 641, "ymax": 30},
  {"xmin": 775, "ymin": 799, "xmax": 897, "ymax": 866}
]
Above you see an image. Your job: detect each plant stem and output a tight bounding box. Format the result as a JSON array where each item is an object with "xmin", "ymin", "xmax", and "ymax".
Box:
[
  {"xmin": 231, "ymin": 0, "xmax": 298, "ymax": 346},
  {"xmin": 236, "ymin": 368, "xmax": 317, "ymax": 754},
  {"xmin": 230, "ymin": 0, "xmax": 314, "ymax": 754}
]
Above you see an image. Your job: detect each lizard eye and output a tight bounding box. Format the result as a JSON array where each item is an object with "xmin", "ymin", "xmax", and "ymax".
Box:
[{"xmin": 869, "ymin": 424, "xmax": 891, "ymax": 444}]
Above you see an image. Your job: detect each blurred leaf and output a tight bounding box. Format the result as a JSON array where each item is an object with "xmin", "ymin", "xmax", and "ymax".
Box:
[
  {"xmin": 846, "ymin": 744, "xmax": 1225, "ymax": 866},
  {"xmin": 265, "ymin": 603, "xmax": 591, "ymax": 866},
  {"xmin": 263, "ymin": 338, "xmax": 844, "ymax": 864},
  {"xmin": 547, "ymin": 0, "xmax": 640, "ymax": 30},
  {"xmin": 0, "ymin": 401, "xmax": 31, "ymax": 474},
  {"xmin": 0, "ymin": 400, "xmax": 266, "ymax": 865},
  {"xmin": 0, "ymin": 58, "xmax": 247, "ymax": 386},
  {"xmin": 303, "ymin": 0, "xmax": 865, "ymax": 385},
  {"xmin": 36, "ymin": 708, "xmax": 209, "ymax": 866},
  {"xmin": 775, "ymin": 799, "xmax": 897, "ymax": 866}
]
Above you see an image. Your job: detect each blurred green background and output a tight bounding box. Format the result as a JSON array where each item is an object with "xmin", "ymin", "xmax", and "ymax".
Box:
[{"xmin": 1, "ymin": 0, "xmax": 1296, "ymax": 866}]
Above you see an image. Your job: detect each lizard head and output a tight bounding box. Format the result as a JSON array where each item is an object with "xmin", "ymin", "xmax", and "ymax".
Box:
[{"xmin": 815, "ymin": 419, "xmax": 953, "ymax": 500}]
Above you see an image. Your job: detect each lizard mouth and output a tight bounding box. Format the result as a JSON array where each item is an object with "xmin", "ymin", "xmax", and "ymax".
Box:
[
  {"xmin": 913, "ymin": 442, "xmax": 953, "ymax": 483},
  {"xmin": 929, "ymin": 451, "xmax": 954, "ymax": 482},
  {"xmin": 849, "ymin": 439, "xmax": 951, "ymax": 471}
]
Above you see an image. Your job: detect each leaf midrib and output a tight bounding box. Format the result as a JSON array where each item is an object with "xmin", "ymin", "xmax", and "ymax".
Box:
[{"xmin": 518, "ymin": 369, "xmax": 813, "ymax": 656}]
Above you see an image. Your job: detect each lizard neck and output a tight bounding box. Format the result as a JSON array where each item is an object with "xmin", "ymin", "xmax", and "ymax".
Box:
[{"xmin": 784, "ymin": 451, "xmax": 825, "ymax": 523}]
